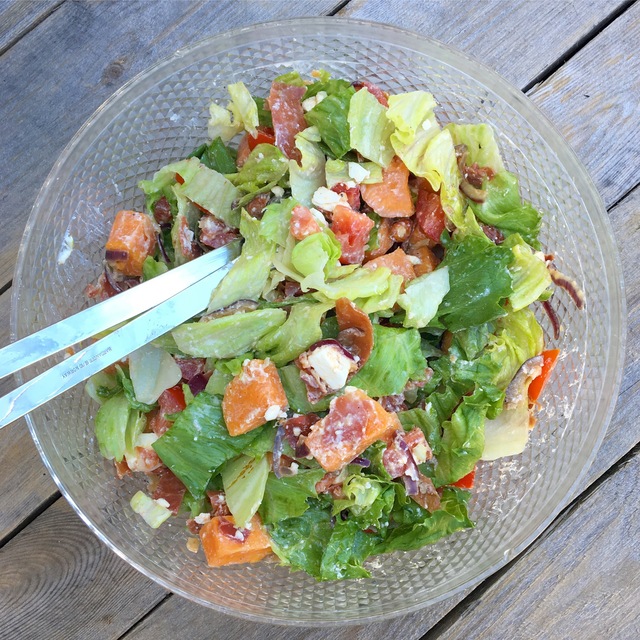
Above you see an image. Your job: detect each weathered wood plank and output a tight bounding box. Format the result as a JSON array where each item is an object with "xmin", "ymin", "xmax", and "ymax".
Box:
[
  {"xmin": 339, "ymin": 0, "xmax": 629, "ymax": 89},
  {"xmin": 529, "ymin": 2, "xmax": 640, "ymax": 208},
  {"xmin": 0, "ymin": 0, "xmax": 63, "ymax": 54},
  {"xmin": 0, "ymin": 498, "xmax": 168, "ymax": 640},
  {"xmin": 0, "ymin": 290, "xmax": 59, "ymax": 542},
  {"xmin": 0, "ymin": 0, "xmax": 345, "ymax": 286},
  {"xmin": 427, "ymin": 451, "xmax": 640, "ymax": 640}
]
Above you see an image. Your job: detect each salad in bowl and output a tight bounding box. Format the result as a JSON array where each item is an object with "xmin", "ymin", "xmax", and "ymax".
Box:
[{"xmin": 84, "ymin": 69, "xmax": 579, "ymax": 581}]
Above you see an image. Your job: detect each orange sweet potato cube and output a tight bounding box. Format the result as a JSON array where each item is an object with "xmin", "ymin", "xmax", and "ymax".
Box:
[
  {"xmin": 222, "ymin": 359, "xmax": 288, "ymax": 436},
  {"xmin": 105, "ymin": 210, "xmax": 157, "ymax": 276},
  {"xmin": 199, "ymin": 514, "xmax": 272, "ymax": 567}
]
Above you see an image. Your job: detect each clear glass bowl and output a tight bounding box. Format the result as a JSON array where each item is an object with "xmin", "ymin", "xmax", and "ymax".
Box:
[{"xmin": 12, "ymin": 18, "xmax": 625, "ymax": 625}]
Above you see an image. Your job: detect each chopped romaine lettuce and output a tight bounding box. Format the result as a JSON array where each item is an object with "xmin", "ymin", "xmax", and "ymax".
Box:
[
  {"xmin": 445, "ymin": 123, "xmax": 505, "ymax": 172},
  {"xmin": 470, "ymin": 171, "xmax": 542, "ymax": 247},
  {"xmin": 207, "ymin": 81, "xmax": 259, "ymax": 141},
  {"xmin": 304, "ymin": 82, "xmax": 354, "ymax": 158},
  {"xmin": 278, "ymin": 364, "xmax": 333, "ymax": 413},
  {"xmin": 152, "ymin": 392, "xmax": 269, "ymax": 498},
  {"xmin": 221, "ymin": 454, "xmax": 270, "ymax": 528},
  {"xmin": 291, "ymin": 231, "xmax": 342, "ymax": 291},
  {"xmin": 194, "ymin": 137, "xmax": 238, "ymax": 173},
  {"xmin": 259, "ymin": 469, "xmax": 326, "ymax": 524},
  {"xmin": 325, "ymin": 158, "xmax": 383, "ymax": 187},
  {"xmin": 505, "ymin": 235, "xmax": 552, "ymax": 310},
  {"xmin": 94, "ymin": 394, "xmax": 141, "ymax": 462},
  {"xmin": 171, "ymin": 308, "xmax": 287, "ymax": 358},
  {"xmin": 397, "ymin": 267, "xmax": 450, "ymax": 328},
  {"xmin": 289, "ymin": 127, "xmax": 326, "ymax": 207},
  {"xmin": 259, "ymin": 198, "xmax": 298, "ymax": 247},
  {"xmin": 228, "ymin": 143, "xmax": 289, "ymax": 194},
  {"xmin": 255, "ymin": 302, "xmax": 333, "ymax": 366},
  {"xmin": 348, "ymin": 88, "xmax": 395, "ymax": 166},
  {"xmin": 207, "ymin": 211, "xmax": 276, "ymax": 311},
  {"xmin": 437, "ymin": 233, "xmax": 513, "ymax": 331},
  {"xmin": 130, "ymin": 491, "xmax": 172, "ymax": 529},
  {"xmin": 350, "ymin": 324, "xmax": 427, "ymax": 397}
]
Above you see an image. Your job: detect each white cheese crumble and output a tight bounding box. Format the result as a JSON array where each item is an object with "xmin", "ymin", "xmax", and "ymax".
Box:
[
  {"xmin": 155, "ymin": 498, "xmax": 170, "ymax": 509},
  {"xmin": 271, "ymin": 185, "xmax": 285, "ymax": 198},
  {"xmin": 57, "ymin": 232, "xmax": 74, "ymax": 265},
  {"xmin": 264, "ymin": 405, "xmax": 283, "ymax": 421},
  {"xmin": 306, "ymin": 345, "xmax": 353, "ymax": 390},
  {"xmin": 302, "ymin": 90, "xmax": 327, "ymax": 112},
  {"xmin": 194, "ymin": 512, "xmax": 211, "ymax": 525},
  {"xmin": 407, "ymin": 255, "xmax": 421, "ymax": 265},
  {"xmin": 309, "ymin": 207, "xmax": 328, "ymax": 227},
  {"xmin": 348, "ymin": 162, "xmax": 370, "ymax": 183},
  {"xmin": 312, "ymin": 186, "xmax": 346, "ymax": 212}
]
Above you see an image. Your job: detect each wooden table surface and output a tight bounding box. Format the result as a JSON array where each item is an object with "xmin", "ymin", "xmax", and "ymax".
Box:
[{"xmin": 1, "ymin": 1, "xmax": 638, "ymax": 638}]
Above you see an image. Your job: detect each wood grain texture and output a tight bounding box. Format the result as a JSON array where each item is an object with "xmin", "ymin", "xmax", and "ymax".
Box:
[
  {"xmin": 529, "ymin": 1, "xmax": 640, "ymax": 208},
  {"xmin": 427, "ymin": 450, "xmax": 640, "ymax": 640},
  {"xmin": 0, "ymin": 498, "xmax": 168, "ymax": 640},
  {"xmin": 0, "ymin": 290, "xmax": 59, "ymax": 542},
  {"xmin": 0, "ymin": 0, "xmax": 344, "ymax": 286},
  {"xmin": 339, "ymin": 0, "xmax": 628, "ymax": 88},
  {"xmin": 0, "ymin": 0, "xmax": 63, "ymax": 54}
]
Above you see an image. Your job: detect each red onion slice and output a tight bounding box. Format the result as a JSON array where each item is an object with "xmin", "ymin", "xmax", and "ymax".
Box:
[
  {"xmin": 272, "ymin": 423, "xmax": 286, "ymax": 479},
  {"xmin": 542, "ymin": 300, "xmax": 561, "ymax": 340},
  {"xmin": 187, "ymin": 373, "xmax": 208, "ymax": 397},
  {"xmin": 105, "ymin": 249, "xmax": 129, "ymax": 261},
  {"xmin": 156, "ymin": 232, "xmax": 171, "ymax": 264},
  {"xmin": 350, "ymin": 456, "xmax": 371, "ymax": 468}
]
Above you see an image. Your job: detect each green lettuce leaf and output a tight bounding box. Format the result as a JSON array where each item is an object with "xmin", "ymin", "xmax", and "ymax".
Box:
[
  {"xmin": 255, "ymin": 302, "xmax": 333, "ymax": 366},
  {"xmin": 94, "ymin": 394, "xmax": 139, "ymax": 462},
  {"xmin": 332, "ymin": 475, "xmax": 395, "ymax": 531},
  {"xmin": 319, "ymin": 518, "xmax": 378, "ymax": 580},
  {"xmin": 505, "ymin": 235, "xmax": 552, "ymax": 311},
  {"xmin": 445, "ymin": 123, "xmax": 505, "ymax": 172},
  {"xmin": 434, "ymin": 391, "xmax": 487, "ymax": 486},
  {"xmin": 348, "ymin": 88, "xmax": 395, "ymax": 167},
  {"xmin": 354, "ymin": 273, "xmax": 403, "ymax": 314},
  {"xmin": 278, "ymin": 365, "xmax": 333, "ymax": 413},
  {"xmin": 178, "ymin": 162, "xmax": 239, "ymax": 228},
  {"xmin": 437, "ymin": 233, "xmax": 513, "ymax": 331},
  {"xmin": 227, "ymin": 143, "xmax": 289, "ymax": 195},
  {"xmin": 259, "ymin": 469, "xmax": 326, "ymax": 525},
  {"xmin": 314, "ymin": 266, "xmax": 392, "ymax": 302},
  {"xmin": 207, "ymin": 211, "xmax": 276, "ymax": 311},
  {"xmin": 259, "ymin": 197, "xmax": 298, "ymax": 247},
  {"xmin": 289, "ymin": 126, "xmax": 326, "ymax": 207},
  {"xmin": 377, "ymin": 487, "xmax": 473, "ymax": 552},
  {"xmin": 304, "ymin": 81, "xmax": 354, "ymax": 158},
  {"xmin": 207, "ymin": 81, "xmax": 259, "ymax": 141},
  {"xmin": 398, "ymin": 407, "xmax": 442, "ymax": 455},
  {"xmin": 138, "ymin": 157, "xmax": 201, "ymax": 213},
  {"xmin": 350, "ymin": 324, "xmax": 427, "ymax": 397},
  {"xmin": 142, "ymin": 256, "xmax": 168, "ymax": 281},
  {"xmin": 193, "ymin": 137, "xmax": 238, "ymax": 174},
  {"xmin": 470, "ymin": 171, "xmax": 542, "ymax": 247},
  {"xmin": 397, "ymin": 267, "xmax": 450, "ymax": 328},
  {"xmin": 221, "ymin": 454, "xmax": 270, "ymax": 528},
  {"xmin": 266, "ymin": 503, "xmax": 334, "ymax": 577},
  {"xmin": 291, "ymin": 230, "xmax": 342, "ymax": 292},
  {"xmin": 325, "ymin": 159, "xmax": 383, "ymax": 187},
  {"xmin": 171, "ymin": 308, "xmax": 287, "ymax": 358},
  {"xmin": 152, "ymin": 392, "xmax": 269, "ymax": 498}
]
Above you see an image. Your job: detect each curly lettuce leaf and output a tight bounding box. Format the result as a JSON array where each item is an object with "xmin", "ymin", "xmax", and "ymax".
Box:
[
  {"xmin": 289, "ymin": 126, "xmax": 326, "ymax": 207},
  {"xmin": 350, "ymin": 324, "xmax": 427, "ymax": 397},
  {"xmin": 445, "ymin": 123, "xmax": 505, "ymax": 172},
  {"xmin": 348, "ymin": 88, "xmax": 395, "ymax": 167},
  {"xmin": 208, "ymin": 81, "xmax": 259, "ymax": 141},
  {"xmin": 291, "ymin": 230, "xmax": 342, "ymax": 292},
  {"xmin": 376, "ymin": 487, "xmax": 473, "ymax": 552},
  {"xmin": 437, "ymin": 233, "xmax": 513, "ymax": 331},
  {"xmin": 304, "ymin": 81, "xmax": 354, "ymax": 159},
  {"xmin": 255, "ymin": 302, "xmax": 333, "ymax": 366},
  {"xmin": 227, "ymin": 143, "xmax": 289, "ymax": 195},
  {"xmin": 504, "ymin": 235, "xmax": 552, "ymax": 311},
  {"xmin": 207, "ymin": 211, "xmax": 276, "ymax": 311},
  {"xmin": 259, "ymin": 197, "xmax": 298, "ymax": 247},
  {"xmin": 470, "ymin": 171, "xmax": 542, "ymax": 247},
  {"xmin": 152, "ymin": 392, "xmax": 270, "ymax": 497},
  {"xmin": 397, "ymin": 266, "xmax": 450, "ymax": 328}
]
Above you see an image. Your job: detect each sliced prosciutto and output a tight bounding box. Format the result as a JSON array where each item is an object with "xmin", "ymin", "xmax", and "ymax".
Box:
[{"xmin": 267, "ymin": 82, "xmax": 307, "ymax": 162}]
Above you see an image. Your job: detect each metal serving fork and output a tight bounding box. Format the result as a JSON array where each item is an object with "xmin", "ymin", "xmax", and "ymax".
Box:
[{"xmin": 0, "ymin": 241, "xmax": 240, "ymax": 429}]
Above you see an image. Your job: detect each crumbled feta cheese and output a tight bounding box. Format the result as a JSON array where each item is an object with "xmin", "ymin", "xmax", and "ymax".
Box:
[
  {"xmin": 155, "ymin": 498, "xmax": 170, "ymax": 509},
  {"xmin": 306, "ymin": 345, "xmax": 354, "ymax": 390},
  {"xmin": 271, "ymin": 185, "xmax": 285, "ymax": 198},
  {"xmin": 312, "ymin": 186, "xmax": 346, "ymax": 212},
  {"xmin": 302, "ymin": 90, "xmax": 327, "ymax": 112},
  {"xmin": 348, "ymin": 162, "xmax": 370, "ymax": 183},
  {"xmin": 264, "ymin": 405, "xmax": 282, "ymax": 421},
  {"xmin": 292, "ymin": 426, "xmax": 301, "ymax": 437},
  {"xmin": 194, "ymin": 512, "xmax": 211, "ymax": 525},
  {"xmin": 289, "ymin": 462, "xmax": 299, "ymax": 475},
  {"xmin": 135, "ymin": 433, "xmax": 159, "ymax": 448},
  {"xmin": 57, "ymin": 232, "xmax": 74, "ymax": 265},
  {"xmin": 234, "ymin": 529, "xmax": 245, "ymax": 541}
]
